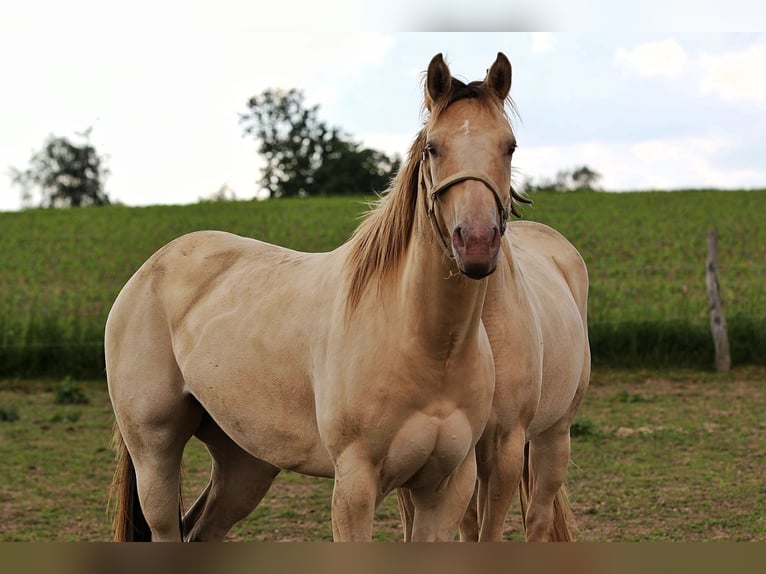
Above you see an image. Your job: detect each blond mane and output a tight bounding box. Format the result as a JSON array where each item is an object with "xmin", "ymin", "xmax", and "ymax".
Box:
[{"xmin": 345, "ymin": 129, "xmax": 427, "ymax": 312}]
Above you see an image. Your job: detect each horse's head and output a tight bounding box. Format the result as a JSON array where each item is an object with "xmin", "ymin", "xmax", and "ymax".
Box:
[{"xmin": 420, "ymin": 52, "xmax": 516, "ymax": 279}]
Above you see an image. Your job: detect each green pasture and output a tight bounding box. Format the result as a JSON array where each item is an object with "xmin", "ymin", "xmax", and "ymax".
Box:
[
  {"xmin": 1, "ymin": 189, "xmax": 764, "ymax": 378},
  {"xmin": 1, "ymin": 367, "xmax": 764, "ymax": 541}
]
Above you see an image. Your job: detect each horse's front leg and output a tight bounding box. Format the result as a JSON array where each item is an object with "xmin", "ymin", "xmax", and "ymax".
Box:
[
  {"xmin": 331, "ymin": 444, "xmax": 379, "ymax": 542},
  {"xmin": 408, "ymin": 450, "xmax": 478, "ymax": 542}
]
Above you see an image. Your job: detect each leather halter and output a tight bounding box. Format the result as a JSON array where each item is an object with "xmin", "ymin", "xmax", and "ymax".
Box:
[{"xmin": 419, "ymin": 152, "xmax": 509, "ymax": 261}]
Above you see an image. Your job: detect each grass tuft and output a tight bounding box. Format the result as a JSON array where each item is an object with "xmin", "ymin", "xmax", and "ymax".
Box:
[
  {"xmin": 54, "ymin": 378, "xmax": 90, "ymax": 405},
  {"xmin": 570, "ymin": 418, "xmax": 598, "ymax": 438},
  {"xmin": 0, "ymin": 405, "xmax": 19, "ymax": 422}
]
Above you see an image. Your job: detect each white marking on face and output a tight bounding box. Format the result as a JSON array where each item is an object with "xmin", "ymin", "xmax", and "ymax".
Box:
[{"xmin": 460, "ymin": 119, "xmax": 470, "ymax": 135}]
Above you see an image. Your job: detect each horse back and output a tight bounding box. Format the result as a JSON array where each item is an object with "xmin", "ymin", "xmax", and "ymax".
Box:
[
  {"xmin": 106, "ymin": 230, "xmax": 302, "ymax": 379},
  {"xmin": 117, "ymin": 230, "xmax": 326, "ymax": 329}
]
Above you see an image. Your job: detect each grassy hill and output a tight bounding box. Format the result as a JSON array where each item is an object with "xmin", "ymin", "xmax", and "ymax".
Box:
[{"xmin": 1, "ymin": 189, "xmax": 764, "ymax": 377}]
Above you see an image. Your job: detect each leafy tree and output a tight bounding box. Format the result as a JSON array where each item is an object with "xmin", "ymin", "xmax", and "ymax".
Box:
[
  {"xmin": 240, "ymin": 88, "xmax": 399, "ymax": 198},
  {"xmin": 10, "ymin": 128, "xmax": 111, "ymax": 208},
  {"xmin": 312, "ymin": 131, "xmax": 400, "ymax": 196},
  {"xmin": 571, "ymin": 165, "xmax": 601, "ymax": 191}
]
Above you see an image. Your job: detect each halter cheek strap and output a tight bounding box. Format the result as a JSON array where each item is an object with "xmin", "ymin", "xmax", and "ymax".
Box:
[{"xmin": 420, "ymin": 159, "xmax": 510, "ymax": 261}]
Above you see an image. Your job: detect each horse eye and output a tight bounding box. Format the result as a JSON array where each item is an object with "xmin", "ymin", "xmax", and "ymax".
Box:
[
  {"xmin": 507, "ymin": 143, "xmax": 517, "ymax": 156},
  {"xmin": 425, "ymin": 143, "xmax": 439, "ymax": 157}
]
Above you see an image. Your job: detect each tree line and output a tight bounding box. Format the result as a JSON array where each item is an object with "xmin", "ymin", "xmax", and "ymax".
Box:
[
  {"xmin": 9, "ymin": 89, "xmax": 402, "ymax": 209},
  {"xmin": 9, "ymin": 89, "xmax": 599, "ymax": 208},
  {"xmin": 521, "ymin": 165, "xmax": 602, "ymax": 193}
]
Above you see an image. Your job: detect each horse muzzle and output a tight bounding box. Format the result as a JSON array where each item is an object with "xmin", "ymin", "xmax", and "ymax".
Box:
[{"xmin": 451, "ymin": 221, "xmax": 502, "ymax": 279}]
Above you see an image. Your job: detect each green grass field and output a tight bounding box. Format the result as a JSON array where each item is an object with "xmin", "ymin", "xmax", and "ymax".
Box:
[
  {"xmin": 1, "ymin": 192, "xmax": 765, "ymax": 541},
  {"xmin": 1, "ymin": 189, "xmax": 765, "ymax": 377}
]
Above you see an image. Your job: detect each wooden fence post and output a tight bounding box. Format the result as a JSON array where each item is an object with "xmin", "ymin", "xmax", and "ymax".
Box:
[{"xmin": 706, "ymin": 228, "xmax": 731, "ymax": 372}]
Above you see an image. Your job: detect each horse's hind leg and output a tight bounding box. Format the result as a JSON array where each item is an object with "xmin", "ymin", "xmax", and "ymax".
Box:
[
  {"xmin": 183, "ymin": 414, "xmax": 280, "ymax": 541},
  {"xmin": 118, "ymin": 392, "xmax": 203, "ymax": 541},
  {"xmin": 524, "ymin": 419, "xmax": 573, "ymax": 541},
  {"xmin": 525, "ymin": 359, "xmax": 589, "ymax": 542}
]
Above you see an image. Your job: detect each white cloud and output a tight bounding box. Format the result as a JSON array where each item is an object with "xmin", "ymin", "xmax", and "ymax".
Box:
[
  {"xmin": 531, "ymin": 33, "xmax": 555, "ymax": 54},
  {"xmin": 516, "ymin": 136, "xmax": 766, "ymax": 191},
  {"xmin": 614, "ymin": 39, "xmax": 689, "ymax": 77},
  {"xmin": 700, "ymin": 44, "xmax": 766, "ymax": 107}
]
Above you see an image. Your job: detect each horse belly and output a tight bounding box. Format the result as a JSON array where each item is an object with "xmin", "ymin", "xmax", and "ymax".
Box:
[
  {"xmin": 381, "ymin": 410, "xmax": 475, "ymax": 493},
  {"xmin": 181, "ymin": 345, "xmax": 333, "ymax": 477},
  {"xmin": 527, "ymin": 323, "xmax": 586, "ymax": 438},
  {"xmin": 526, "ymin": 381, "xmax": 579, "ymax": 438}
]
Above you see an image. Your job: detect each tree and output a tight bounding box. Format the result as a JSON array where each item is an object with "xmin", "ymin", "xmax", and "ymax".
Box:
[
  {"xmin": 571, "ymin": 165, "xmax": 601, "ymax": 191},
  {"xmin": 312, "ymin": 131, "xmax": 400, "ymax": 196},
  {"xmin": 10, "ymin": 128, "xmax": 111, "ymax": 208},
  {"xmin": 199, "ymin": 183, "xmax": 237, "ymax": 203},
  {"xmin": 240, "ymin": 88, "xmax": 399, "ymax": 198},
  {"xmin": 523, "ymin": 165, "xmax": 602, "ymax": 193}
]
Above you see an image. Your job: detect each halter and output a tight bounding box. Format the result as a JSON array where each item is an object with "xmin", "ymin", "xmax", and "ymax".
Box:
[{"xmin": 420, "ymin": 151, "xmax": 510, "ymax": 261}]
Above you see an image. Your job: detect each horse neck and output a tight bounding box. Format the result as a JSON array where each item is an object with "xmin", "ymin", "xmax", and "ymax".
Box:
[{"xmin": 395, "ymin": 204, "xmax": 489, "ymax": 350}]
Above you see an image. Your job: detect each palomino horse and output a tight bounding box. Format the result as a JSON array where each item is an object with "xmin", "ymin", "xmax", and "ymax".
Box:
[
  {"xmin": 109, "ymin": 52, "xmax": 516, "ymax": 542},
  {"xmin": 400, "ymin": 221, "xmax": 590, "ymax": 541}
]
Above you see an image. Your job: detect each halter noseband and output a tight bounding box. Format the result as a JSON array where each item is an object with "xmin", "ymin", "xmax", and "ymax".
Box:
[{"xmin": 420, "ymin": 152, "xmax": 510, "ymax": 261}]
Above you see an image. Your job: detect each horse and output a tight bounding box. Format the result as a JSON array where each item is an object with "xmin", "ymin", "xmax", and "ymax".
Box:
[
  {"xmin": 399, "ymin": 221, "xmax": 590, "ymax": 541},
  {"xmin": 108, "ymin": 52, "xmax": 521, "ymax": 542}
]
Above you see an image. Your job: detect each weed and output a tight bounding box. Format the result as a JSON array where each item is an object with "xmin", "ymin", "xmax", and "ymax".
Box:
[
  {"xmin": 570, "ymin": 418, "xmax": 598, "ymax": 438},
  {"xmin": 49, "ymin": 411, "xmax": 82, "ymax": 424},
  {"xmin": 54, "ymin": 378, "xmax": 89, "ymax": 405},
  {"xmin": 615, "ymin": 389, "xmax": 651, "ymax": 404},
  {"xmin": 0, "ymin": 405, "xmax": 20, "ymax": 422}
]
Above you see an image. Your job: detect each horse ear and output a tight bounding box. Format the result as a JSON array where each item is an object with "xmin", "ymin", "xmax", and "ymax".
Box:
[
  {"xmin": 425, "ymin": 53, "xmax": 452, "ymax": 111},
  {"xmin": 484, "ymin": 52, "xmax": 512, "ymax": 101}
]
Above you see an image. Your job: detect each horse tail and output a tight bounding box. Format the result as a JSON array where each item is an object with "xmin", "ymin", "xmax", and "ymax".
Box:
[
  {"xmin": 518, "ymin": 442, "xmax": 576, "ymax": 541},
  {"xmin": 519, "ymin": 442, "xmax": 531, "ymax": 534},
  {"xmin": 108, "ymin": 424, "xmax": 151, "ymax": 541},
  {"xmin": 550, "ymin": 485, "xmax": 575, "ymax": 541}
]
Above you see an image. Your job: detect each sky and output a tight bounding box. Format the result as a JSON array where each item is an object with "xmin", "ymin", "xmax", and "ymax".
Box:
[{"xmin": 1, "ymin": 2, "xmax": 765, "ymax": 211}]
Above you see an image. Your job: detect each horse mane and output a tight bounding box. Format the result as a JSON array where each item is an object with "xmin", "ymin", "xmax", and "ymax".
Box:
[
  {"xmin": 344, "ymin": 77, "xmax": 528, "ymax": 314},
  {"xmin": 345, "ymin": 129, "xmax": 426, "ymax": 312}
]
